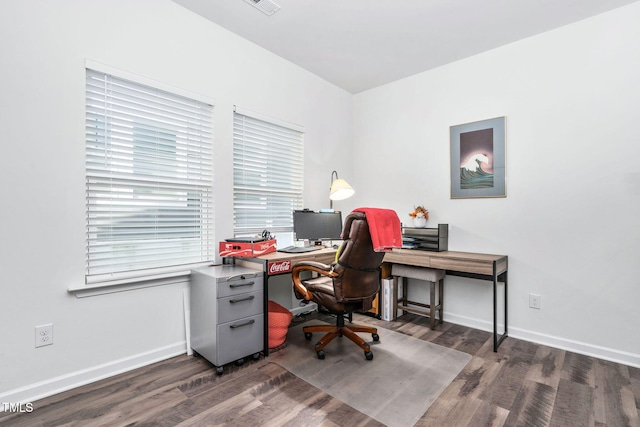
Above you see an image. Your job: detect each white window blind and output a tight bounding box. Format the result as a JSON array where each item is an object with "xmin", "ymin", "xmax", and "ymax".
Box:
[
  {"xmin": 85, "ymin": 68, "xmax": 214, "ymax": 285},
  {"xmin": 233, "ymin": 108, "xmax": 304, "ymax": 236}
]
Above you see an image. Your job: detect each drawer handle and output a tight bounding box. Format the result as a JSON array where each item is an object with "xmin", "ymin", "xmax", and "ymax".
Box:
[
  {"xmin": 230, "ymin": 295, "xmax": 255, "ymax": 304},
  {"xmin": 227, "ymin": 274, "xmax": 255, "ymax": 281},
  {"xmin": 229, "ymin": 319, "xmax": 255, "ymax": 329},
  {"xmin": 229, "ymin": 281, "xmax": 255, "ymax": 288}
]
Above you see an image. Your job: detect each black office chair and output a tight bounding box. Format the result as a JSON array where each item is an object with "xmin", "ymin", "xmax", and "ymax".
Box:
[{"xmin": 292, "ymin": 211, "xmax": 387, "ymax": 360}]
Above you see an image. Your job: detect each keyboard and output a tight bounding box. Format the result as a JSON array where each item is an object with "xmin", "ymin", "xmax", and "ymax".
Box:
[{"xmin": 277, "ymin": 245, "xmax": 322, "ymax": 253}]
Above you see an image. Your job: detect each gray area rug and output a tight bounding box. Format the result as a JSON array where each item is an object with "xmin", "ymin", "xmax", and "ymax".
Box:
[{"xmin": 269, "ymin": 320, "xmax": 471, "ymax": 427}]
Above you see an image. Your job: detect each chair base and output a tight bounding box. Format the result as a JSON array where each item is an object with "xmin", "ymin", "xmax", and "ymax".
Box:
[{"xmin": 303, "ymin": 314, "xmax": 378, "ymax": 359}]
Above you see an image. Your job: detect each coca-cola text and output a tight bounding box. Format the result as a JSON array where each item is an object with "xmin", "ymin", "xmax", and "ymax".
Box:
[{"xmin": 269, "ymin": 260, "xmax": 291, "ymax": 274}]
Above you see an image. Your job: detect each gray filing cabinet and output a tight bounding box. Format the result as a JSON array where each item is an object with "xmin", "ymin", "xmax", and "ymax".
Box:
[{"xmin": 190, "ymin": 265, "xmax": 264, "ymax": 375}]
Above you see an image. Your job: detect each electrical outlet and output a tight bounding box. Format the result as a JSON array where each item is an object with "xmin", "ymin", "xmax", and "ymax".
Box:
[
  {"xmin": 35, "ymin": 324, "xmax": 54, "ymax": 348},
  {"xmin": 529, "ymin": 294, "xmax": 541, "ymax": 309}
]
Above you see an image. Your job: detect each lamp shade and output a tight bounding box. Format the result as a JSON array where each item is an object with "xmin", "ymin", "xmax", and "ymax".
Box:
[{"xmin": 330, "ymin": 178, "xmax": 355, "ymax": 201}]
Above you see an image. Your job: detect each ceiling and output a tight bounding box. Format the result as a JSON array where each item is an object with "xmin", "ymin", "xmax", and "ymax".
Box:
[{"xmin": 172, "ymin": 0, "xmax": 639, "ymax": 94}]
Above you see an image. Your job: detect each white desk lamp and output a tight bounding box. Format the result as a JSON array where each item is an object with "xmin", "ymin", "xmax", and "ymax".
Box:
[{"xmin": 329, "ymin": 170, "xmax": 355, "ymax": 209}]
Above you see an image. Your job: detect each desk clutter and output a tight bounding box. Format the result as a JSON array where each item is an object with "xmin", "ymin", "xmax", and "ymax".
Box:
[{"xmin": 402, "ymin": 223, "xmax": 448, "ymax": 251}]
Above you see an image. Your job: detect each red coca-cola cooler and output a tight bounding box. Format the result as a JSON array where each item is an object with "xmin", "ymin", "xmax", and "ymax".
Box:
[{"xmin": 219, "ymin": 239, "xmax": 276, "ymax": 258}]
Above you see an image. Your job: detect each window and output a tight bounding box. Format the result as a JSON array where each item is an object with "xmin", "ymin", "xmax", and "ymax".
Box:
[
  {"xmin": 85, "ymin": 66, "xmax": 214, "ymax": 285},
  {"xmin": 233, "ymin": 107, "xmax": 304, "ymax": 237}
]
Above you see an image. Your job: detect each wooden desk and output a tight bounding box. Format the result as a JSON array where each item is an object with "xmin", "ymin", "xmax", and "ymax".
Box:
[
  {"xmin": 383, "ymin": 249, "xmax": 508, "ymax": 351},
  {"xmin": 231, "ymin": 247, "xmax": 507, "ymax": 354}
]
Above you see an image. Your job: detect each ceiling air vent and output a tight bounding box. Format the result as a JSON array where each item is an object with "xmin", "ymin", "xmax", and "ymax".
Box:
[{"xmin": 243, "ymin": 0, "xmax": 281, "ymax": 16}]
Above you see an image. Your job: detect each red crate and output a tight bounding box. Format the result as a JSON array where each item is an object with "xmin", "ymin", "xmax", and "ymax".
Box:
[{"xmin": 218, "ymin": 239, "xmax": 276, "ymax": 258}]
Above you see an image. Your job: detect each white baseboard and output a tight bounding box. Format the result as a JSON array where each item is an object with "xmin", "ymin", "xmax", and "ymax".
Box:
[
  {"xmin": 0, "ymin": 342, "xmax": 186, "ymax": 404},
  {"xmin": 444, "ymin": 312, "xmax": 495, "ymax": 333},
  {"xmin": 444, "ymin": 312, "xmax": 640, "ymax": 369},
  {"xmin": 508, "ymin": 327, "xmax": 640, "ymax": 369}
]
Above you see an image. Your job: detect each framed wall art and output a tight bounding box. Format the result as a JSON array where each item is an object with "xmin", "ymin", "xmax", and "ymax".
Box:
[{"xmin": 450, "ymin": 116, "xmax": 506, "ymax": 199}]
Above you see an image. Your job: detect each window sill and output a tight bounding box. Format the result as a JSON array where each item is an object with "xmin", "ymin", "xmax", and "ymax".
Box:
[{"xmin": 68, "ymin": 270, "xmax": 194, "ymax": 298}]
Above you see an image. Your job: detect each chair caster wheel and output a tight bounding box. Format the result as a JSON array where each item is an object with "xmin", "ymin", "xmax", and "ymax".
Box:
[
  {"xmin": 372, "ymin": 333, "xmax": 380, "ymax": 342},
  {"xmin": 252, "ymin": 352, "xmax": 261, "ymax": 360},
  {"xmin": 304, "ymin": 332, "xmax": 313, "ymax": 340},
  {"xmin": 236, "ymin": 358, "xmax": 245, "ymax": 366},
  {"xmin": 316, "ymin": 350, "xmax": 326, "ymax": 360},
  {"xmin": 216, "ymin": 366, "xmax": 224, "ymax": 375},
  {"xmin": 365, "ymin": 351, "xmax": 374, "ymax": 360}
]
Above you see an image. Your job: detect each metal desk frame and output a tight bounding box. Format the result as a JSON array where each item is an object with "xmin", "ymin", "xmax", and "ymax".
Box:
[{"xmin": 383, "ymin": 249, "xmax": 508, "ymax": 352}]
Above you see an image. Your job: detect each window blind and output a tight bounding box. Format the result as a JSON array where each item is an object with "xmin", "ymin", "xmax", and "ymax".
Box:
[
  {"xmin": 85, "ymin": 68, "xmax": 214, "ymax": 284},
  {"xmin": 233, "ymin": 108, "xmax": 304, "ymax": 236}
]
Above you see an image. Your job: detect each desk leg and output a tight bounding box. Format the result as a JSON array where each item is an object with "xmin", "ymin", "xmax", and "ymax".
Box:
[
  {"xmin": 503, "ymin": 271, "xmax": 508, "ymax": 344},
  {"xmin": 493, "ymin": 273, "xmax": 497, "ymax": 352},
  {"xmin": 262, "ymin": 261, "xmax": 270, "ymax": 358},
  {"xmin": 493, "ymin": 263, "xmax": 508, "ymax": 352}
]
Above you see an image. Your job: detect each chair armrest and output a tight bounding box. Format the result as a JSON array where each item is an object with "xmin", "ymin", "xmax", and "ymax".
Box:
[{"xmin": 291, "ymin": 261, "xmax": 339, "ymax": 301}]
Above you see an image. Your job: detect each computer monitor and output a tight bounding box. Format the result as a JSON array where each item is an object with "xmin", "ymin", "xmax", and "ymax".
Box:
[{"xmin": 293, "ymin": 210, "xmax": 343, "ymax": 242}]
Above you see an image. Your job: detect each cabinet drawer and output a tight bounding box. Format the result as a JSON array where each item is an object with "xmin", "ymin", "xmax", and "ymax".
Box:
[
  {"xmin": 218, "ymin": 275, "xmax": 263, "ymax": 298},
  {"xmin": 217, "ymin": 314, "xmax": 264, "ymax": 366},
  {"xmin": 218, "ymin": 291, "xmax": 264, "ymax": 324}
]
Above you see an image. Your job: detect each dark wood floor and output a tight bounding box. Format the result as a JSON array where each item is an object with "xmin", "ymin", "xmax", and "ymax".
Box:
[{"xmin": 2, "ymin": 312, "xmax": 639, "ymax": 427}]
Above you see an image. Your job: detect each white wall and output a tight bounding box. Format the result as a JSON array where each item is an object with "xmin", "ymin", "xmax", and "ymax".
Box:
[
  {"xmin": 351, "ymin": 3, "xmax": 640, "ymax": 365},
  {"xmin": 2, "ymin": 0, "xmax": 639, "ymax": 404},
  {"xmin": 0, "ymin": 0, "xmax": 352, "ymax": 400}
]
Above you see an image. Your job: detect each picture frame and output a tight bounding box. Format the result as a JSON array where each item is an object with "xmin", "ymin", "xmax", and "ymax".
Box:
[{"xmin": 450, "ymin": 116, "xmax": 506, "ymax": 199}]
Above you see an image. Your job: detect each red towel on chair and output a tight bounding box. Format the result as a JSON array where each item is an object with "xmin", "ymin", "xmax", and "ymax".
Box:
[{"xmin": 352, "ymin": 207, "xmax": 402, "ymax": 252}]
